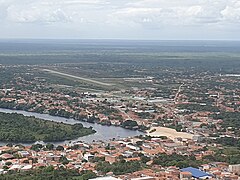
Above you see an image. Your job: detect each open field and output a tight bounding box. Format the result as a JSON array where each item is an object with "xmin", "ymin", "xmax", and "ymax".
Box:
[{"xmin": 147, "ymin": 127, "xmax": 194, "ymax": 140}]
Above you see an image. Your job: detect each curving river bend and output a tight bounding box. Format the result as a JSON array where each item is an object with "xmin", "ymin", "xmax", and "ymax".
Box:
[{"xmin": 0, "ymin": 108, "xmax": 143, "ymax": 146}]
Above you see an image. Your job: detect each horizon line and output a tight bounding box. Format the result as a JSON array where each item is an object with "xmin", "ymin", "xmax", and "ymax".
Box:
[{"xmin": 0, "ymin": 38, "xmax": 240, "ymax": 42}]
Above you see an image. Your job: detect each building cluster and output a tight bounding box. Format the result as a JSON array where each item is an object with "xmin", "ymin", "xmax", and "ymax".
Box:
[
  {"xmin": 0, "ymin": 66, "xmax": 240, "ymax": 179},
  {"xmin": 0, "ymin": 135, "xmax": 240, "ymax": 179}
]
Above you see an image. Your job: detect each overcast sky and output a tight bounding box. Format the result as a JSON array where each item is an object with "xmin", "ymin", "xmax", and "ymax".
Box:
[{"xmin": 0, "ymin": 0, "xmax": 239, "ymax": 40}]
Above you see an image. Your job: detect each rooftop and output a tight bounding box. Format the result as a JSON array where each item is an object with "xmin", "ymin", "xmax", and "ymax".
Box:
[{"xmin": 180, "ymin": 167, "xmax": 212, "ymax": 178}]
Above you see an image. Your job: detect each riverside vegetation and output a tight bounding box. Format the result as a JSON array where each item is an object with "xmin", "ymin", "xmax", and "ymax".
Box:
[{"xmin": 0, "ymin": 112, "xmax": 95, "ymax": 143}]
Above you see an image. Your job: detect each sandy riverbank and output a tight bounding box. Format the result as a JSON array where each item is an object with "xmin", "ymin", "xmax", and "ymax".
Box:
[{"xmin": 147, "ymin": 127, "xmax": 194, "ymax": 140}]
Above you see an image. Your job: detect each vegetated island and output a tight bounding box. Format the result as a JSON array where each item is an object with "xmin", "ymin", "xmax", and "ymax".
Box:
[{"xmin": 0, "ymin": 112, "xmax": 96, "ymax": 143}]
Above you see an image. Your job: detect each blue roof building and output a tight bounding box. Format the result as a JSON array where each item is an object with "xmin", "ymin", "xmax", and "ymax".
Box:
[{"xmin": 180, "ymin": 167, "xmax": 212, "ymax": 179}]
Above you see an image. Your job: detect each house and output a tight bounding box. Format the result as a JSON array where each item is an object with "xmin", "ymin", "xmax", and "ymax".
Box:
[
  {"xmin": 21, "ymin": 165, "xmax": 32, "ymax": 171},
  {"xmin": 18, "ymin": 151, "xmax": 30, "ymax": 158},
  {"xmin": 83, "ymin": 153, "xmax": 94, "ymax": 161},
  {"xmin": 90, "ymin": 176, "xmax": 121, "ymax": 180},
  {"xmin": 0, "ymin": 169, "xmax": 5, "ymax": 174},
  {"xmin": 180, "ymin": 171, "xmax": 192, "ymax": 179},
  {"xmin": 0, "ymin": 153, "xmax": 14, "ymax": 160},
  {"xmin": 131, "ymin": 177, "xmax": 155, "ymax": 180},
  {"xmin": 229, "ymin": 164, "xmax": 240, "ymax": 175}
]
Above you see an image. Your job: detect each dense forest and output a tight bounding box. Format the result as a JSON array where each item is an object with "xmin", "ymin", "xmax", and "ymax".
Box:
[
  {"xmin": 0, "ymin": 112, "xmax": 95, "ymax": 142},
  {"xmin": 152, "ymin": 153, "xmax": 201, "ymax": 168},
  {"xmin": 0, "ymin": 166, "xmax": 97, "ymax": 180},
  {"xmin": 211, "ymin": 112, "xmax": 240, "ymax": 129},
  {"xmin": 96, "ymin": 160, "xmax": 142, "ymax": 175}
]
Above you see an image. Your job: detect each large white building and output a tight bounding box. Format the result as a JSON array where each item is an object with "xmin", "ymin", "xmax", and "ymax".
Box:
[{"xmin": 229, "ymin": 164, "xmax": 240, "ymax": 175}]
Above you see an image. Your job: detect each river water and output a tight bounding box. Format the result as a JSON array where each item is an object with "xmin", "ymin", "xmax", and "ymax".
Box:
[{"xmin": 0, "ymin": 108, "xmax": 143, "ymax": 146}]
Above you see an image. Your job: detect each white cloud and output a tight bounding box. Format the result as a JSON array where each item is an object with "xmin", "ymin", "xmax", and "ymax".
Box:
[
  {"xmin": 111, "ymin": 0, "xmax": 232, "ymax": 27},
  {"xmin": 0, "ymin": 0, "xmax": 239, "ymax": 39},
  {"xmin": 7, "ymin": 5, "xmax": 71, "ymax": 23},
  {"xmin": 3, "ymin": 0, "xmax": 110, "ymax": 23},
  {"xmin": 221, "ymin": 1, "xmax": 240, "ymax": 23},
  {"xmin": 1, "ymin": 0, "xmax": 239, "ymax": 25}
]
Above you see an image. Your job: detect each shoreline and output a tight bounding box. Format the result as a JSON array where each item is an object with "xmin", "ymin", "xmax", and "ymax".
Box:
[
  {"xmin": 0, "ymin": 108, "xmax": 143, "ymax": 145},
  {"xmin": 0, "ymin": 105, "xmax": 146, "ymax": 132},
  {"xmin": 0, "ymin": 111, "xmax": 96, "ymax": 144}
]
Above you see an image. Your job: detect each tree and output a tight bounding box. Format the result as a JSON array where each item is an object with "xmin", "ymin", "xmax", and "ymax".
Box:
[
  {"xmin": 141, "ymin": 155, "xmax": 151, "ymax": 164},
  {"xmin": 46, "ymin": 143, "xmax": 54, "ymax": 150},
  {"xmin": 31, "ymin": 144, "xmax": 43, "ymax": 151},
  {"xmin": 56, "ymin": 145, "xmax": 64, "ymax": 151},
  {"xmin": 5, "ymin": 162, "xmax": 12, "ymax": 166},
  {"xmin": 122, "ymin": 120, "xmax": 138, "ymax": 130},
  {"xmin": 80, "ymin": 170, "xmax": 97, "ymax": 180},
  {"xmin": 59, "ymin": 156, "xmax": 69, "ymax": 165}
]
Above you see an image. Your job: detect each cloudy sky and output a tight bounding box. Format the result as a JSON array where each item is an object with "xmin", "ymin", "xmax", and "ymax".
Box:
[{"xmin": 0, "ymin": 0, "xmax": 239, "ymax": 40}]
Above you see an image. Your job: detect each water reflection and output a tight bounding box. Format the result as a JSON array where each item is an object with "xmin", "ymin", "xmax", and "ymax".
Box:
[{"xmin": 0, "ymin": 108, "xmax": 143, "ymax": 145}]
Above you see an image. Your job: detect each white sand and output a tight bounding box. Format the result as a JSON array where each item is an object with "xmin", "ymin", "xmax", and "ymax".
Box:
[{"xmin": 147, "ymin": 127, "xmax": 193, "ymax": 140}]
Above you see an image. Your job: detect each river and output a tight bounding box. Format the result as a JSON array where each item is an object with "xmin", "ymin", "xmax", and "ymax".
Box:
[{"xmin": 0, "ymin": 108, "xmax": 143, "ymax": 146}]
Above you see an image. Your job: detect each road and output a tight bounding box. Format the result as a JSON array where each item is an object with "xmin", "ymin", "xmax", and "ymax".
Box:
[
  {"xmin": 174, "ymin": 83, "xmax": 184, "ymax": 103},
  {"xmin": 42, "ymin": 69, "xmax": 113, "ymax": 87},
  {"xmin": 115, "ymin": 106, "xmax": 133, "ymax": 120}
]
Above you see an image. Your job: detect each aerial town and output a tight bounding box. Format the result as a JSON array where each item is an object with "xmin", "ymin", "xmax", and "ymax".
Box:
[
  {"xmin": 0, "ymin": 61, "xmax": 240, "ymax": 179},
  {"xmin": 1, "ymin": 0, "xmax": 240, "ymax": 178}
]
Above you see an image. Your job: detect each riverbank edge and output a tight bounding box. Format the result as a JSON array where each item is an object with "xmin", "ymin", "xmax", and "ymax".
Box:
[
  {"xmin": 0, "ymin": 106, "xmax": 147, "ymax": 132},
  {"xmin": 0, "ymin": 111, "xmax": 96, "ymax": 143}
]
